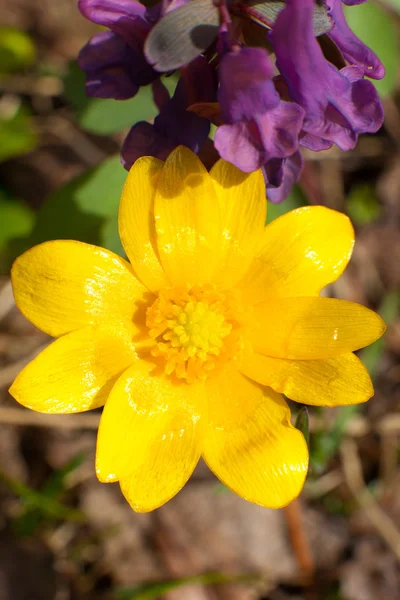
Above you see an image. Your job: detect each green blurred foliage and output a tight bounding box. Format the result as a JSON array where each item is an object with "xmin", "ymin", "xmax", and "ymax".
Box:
[
  {"xmin": 0, "ymin": 27, "xmax": 35, "ymax": 74},
  {"xmin": 0, "ymin": 188, "xmax": 35, "ymax": 273},
  {"xmin": 295, "ymin": 406, "xmax": 310, "ymax": 447},
  {"xmin": 0, "ymin": 454, "xmax": 87, "ymax": 537},
  {"xmin": 0, "ymin": 189, "xmax": 34, "ymax": 248},
  {"xmin": 344, "ymin": 1, "xmax": 398, "ymax": 97},
  {"xmin": 380, "ymin": 0, "xmax": 400, "ymax": 15},
  {"xmin": 64, "ymin": 61, "xmax": 177, "ymax": 135},
  {"xmin": 346, "ymin": 183, "xmax": 382, "ymax": 225},
  {"xmin": 311, "ymin": 404, "xmax": 360, "ymax": 476},
  {"xmin": 2, "ymin": 156, "xmax": 126, "ymax": 273},
  {"xmin": 0, "ymin": 28, "xmax": 37, "ymax": 168},
  {"xmin": 0, "ymin": 103, "xmax": 37, "ymax": 162},
  {"xmin": 266, "ymin": 184, "xmax": 307, "ymax": 223}
]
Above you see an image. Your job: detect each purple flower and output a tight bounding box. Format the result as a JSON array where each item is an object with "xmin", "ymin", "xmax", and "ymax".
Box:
[
  {"xmin": 215, "ymin": 101, "xmax": 304, "ymax": 172},
  {"xmin": 121, "ymin": 56, "xmax": 216, "ymax": 169},
  {"xmin": 76, "ymin": 0, "xmax": 386, "ymax": 203},
  {"xmin": 78, "ymin": 30, "xmax": 153, "ymax": 99},
  {"xmin": 218, "ymin": 47, "xmax": 280, "ymax": 123},
  {"xmin": 265, "ymin": 151, "xmax": 303, "ymax": 204},
  {"xmin": 327, "ymin": 0, "xmax": 385, "ymax": 79},
  {"xmin": 272, "ymin": 0, "xmax": 384, "ymax": 152},
  {"xmin": 214, "ymin": 46, "xmax": 304, "ymax": 201},
  {"xmin": 78, "ymin": 0, "xmax": 158, "ymax": 41},
  {"xmin": 78, "ymin": 0, "xmax": 159, "ymax": 99}
]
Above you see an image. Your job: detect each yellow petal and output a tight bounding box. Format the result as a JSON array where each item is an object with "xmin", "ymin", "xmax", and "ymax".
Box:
[
  {"xmin": 203, "ymin": 366, "xmax": 308, "ymax": 509},
  {"xmin": 11, "ymin": 240, "xmax": 147, "ymax": 337},
  {"xmin": 96, "ymin": 360, "xmax": 205, "ymax": 511},
  {"xmin": 204, "ymin": 363, "xmax": 264, "ymax": 430},
  {"xmin": 249, "ymin": 297, "xmax": 385, "ymax": 359},
  {"xmin": 239, "ymin": 206, "xmax": 354, "ymax": 302},
  {"xmin": 154, "ymin": 146, "xmax": 221, "ymax": 286},
  {"xmin": 210, "ymin": 160, "xmax": 266, "ymax": 288},
  {"xmin": 119, "ymin": 156, "xmax": 169, "ymax": 292},
  {"xmin": 240, "ymin": 351, "xmax": 373, "ymax": 406},
  {"xmin": 9, "ymin": 325, "xmax": 137, "ymax": 414}
]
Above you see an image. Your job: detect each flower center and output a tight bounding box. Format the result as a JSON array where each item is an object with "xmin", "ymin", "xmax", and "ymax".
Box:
[{"xmin": 146, "ymin": 285, "xmax": 240, "ymax": 382}]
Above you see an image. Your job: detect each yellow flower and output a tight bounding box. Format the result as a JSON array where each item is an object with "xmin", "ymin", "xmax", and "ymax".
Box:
[{"xmin": 9, "ymin": 147, "xmax": 385, "ymax": 512}]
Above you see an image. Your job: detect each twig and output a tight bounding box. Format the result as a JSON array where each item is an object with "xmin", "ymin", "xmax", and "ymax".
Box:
[
  {"xmin": 0, "ymin": 74, "xmax": 63, "ymax": 97},
  {"xmin": 376, "ymin": 413, "xmax": 400, "ymax": 435},
  {"xmin": 308, "ymin": 412, "xmax": 400, "ymax": 437},
  {"xmin": 304, "ymin": 469, "xmax": 343, "ymax": 499},
  {"xmin": 0, "ymin": 281, "xmax": 14, "ymax": 322},
  {"xmin": 340, "ymin": 438, "xmax": 400, "ymax": 562},
  {"xmin": 43, "ymin": 115, "xmax": 108, "ymax": 166},
  {"xmin": 302, "ymin": 137, "xmax": 391, "ymax": 162},
  {"xmin": 283, "ymin": 498, "xmax": 314, "ymax": 580},
  {"xmin": 0, "ymin": 406, "xmax": 100, "ymax": 430},
  {"xmin": 380, "ymin": 432, "xmax": 399, "ymax": 491},
  {"xmin": 0, "ymin": 343, "xmax": 49, "ymax": 388}
]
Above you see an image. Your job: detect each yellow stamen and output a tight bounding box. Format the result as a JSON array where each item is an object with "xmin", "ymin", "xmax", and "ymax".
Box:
[{"xmin": 146, "ymin": 285, "xmax": 241, "ymax": 382}]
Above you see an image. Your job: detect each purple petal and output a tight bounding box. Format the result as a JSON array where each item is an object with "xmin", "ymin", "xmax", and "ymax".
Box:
[
  {"xmin": 264, "ymin": 151, "xmax": 304, "ymax": 204},
  {"xmin": 152, "ymin": 78, "xmax": 170, "ymax": 111},
  {"xmin": 122, "ymin": 57, "xmax": 215, "ymax": 170},
  {"xmin": 258, "ymin": 101, "xmax": 305, "ymax": 158},
  {"xmin": 214, "ymin": 122, "xmax": 265, "ymax": 172},
  {"xmin": 78, "ymin": 0, "xmax": 155, "ymax": 34},
  {"xmin": 78, "ymin": 0, "xmax": 150, "ymax": 44},
  {"xmin": 78, "ymin": 30, "xmax": 157, "ymax": 99},
  {"xmin": 121, "ymin": 121, "xmax": 176, "ymax": 168},
  {"xmin": 78, "ymin": 0, "xmax": 147, "ymax": 22},
  {"xmin": 272, "ymin": 0, "xmax": 384, "ymax": 151},
  {"xmin": 300, "ymin": 132, "xmax": 333, "ymax": 151},
  {"xmin": 214, "ymin": 100, "xmax": 304, "ymax": 172},
  {"xmin": 218, "ymin": 47, "xmax": 280, "ymax": 123},
  {"xmin": 327, "ymin": 0, "xmax": 385, "ymax": 79}
]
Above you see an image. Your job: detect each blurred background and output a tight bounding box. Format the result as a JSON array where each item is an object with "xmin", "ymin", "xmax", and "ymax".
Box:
[{"xmin": 0, "ymin": 1, "xmax": 399, "ymax": 599}]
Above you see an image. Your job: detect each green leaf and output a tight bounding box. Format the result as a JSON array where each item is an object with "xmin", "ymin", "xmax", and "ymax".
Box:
[
  {"xmin": 30, "ymin": 155, "xmax": 126, "ymax": 245},
  {"xmin": 311, "ymin": 403, "xmax": 362, "ymax": 475},
  {"xmin": 266, "ymin": 184, "xmax": 307, "ymax": 223},
  {"xmin": 0, "ymin": 27, "xmax": 35, "ymax": 74},
  {"xmin": 101, "ymin": 214, "xmax": 125, "ymax": 256},
  {"xmin": 6, "ymin": 155, "xmax": 127, "ymax": 268},
  {"xmin": 0, "ymin": 468, "xmax": 86, "ymax": 526},
  {"xmin": 295, "ymin": 407, "xmax": 310, "ymax": 447},
  {"xmin": 380, "ymin": 0, "xmax": 400, "ymax": 14},
  {"xmin": 346, "ymin": 183, "xmax": 381, "ymax": 225},
  {"xmin": 64, "ymin": 61, "xmax": 177, "ymax": 135},
  {"xmin": 0, "ymin": 103, "xmax": 37, "ymax": 162},
  {"xmin": 79, "ymin": 85, "xmax": 163, "ymax": 135},
  {"xmin": 0, "ymin": 191, "xmax": 34, "ymax": 248},
  {"xmin": 41, "ymin": 453, "xmax": 87, "ymax": 498},
  {"xmin": 344, "ymin": 1, "xmax": 398, "ymax": 97},
  {"xmin": 13, "ymin": 454, "xmax": 87, "ymax": 537}
]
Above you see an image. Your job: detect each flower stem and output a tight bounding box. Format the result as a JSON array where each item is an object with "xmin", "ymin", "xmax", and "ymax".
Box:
[{"xmin": 284, "ymin": 498, "xmax": 314, "ymax": 580}]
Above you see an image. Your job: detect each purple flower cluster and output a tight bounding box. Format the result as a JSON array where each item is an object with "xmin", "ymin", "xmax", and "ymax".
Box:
[{"xmin": 78, "ymin": 0, "xmax": 384, "ymax": 202}]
